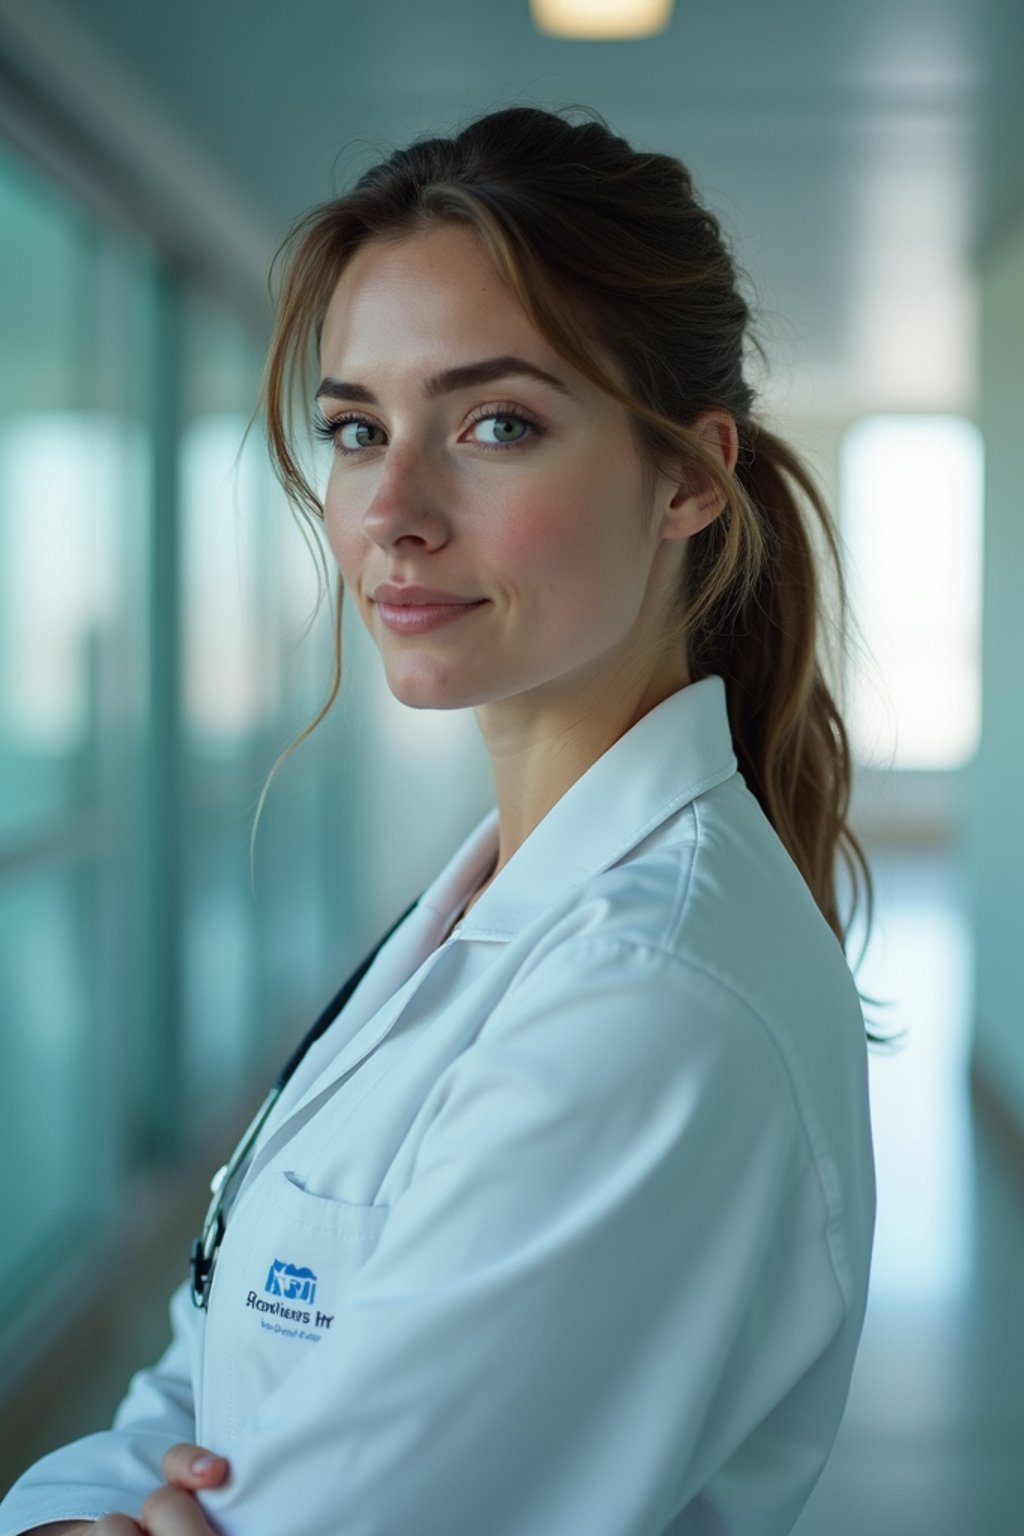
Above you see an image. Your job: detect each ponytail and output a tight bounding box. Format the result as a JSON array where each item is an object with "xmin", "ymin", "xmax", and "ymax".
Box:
[{"xmin": 683, "ymin": 421, "xmax": 884, "ymax": 1033}]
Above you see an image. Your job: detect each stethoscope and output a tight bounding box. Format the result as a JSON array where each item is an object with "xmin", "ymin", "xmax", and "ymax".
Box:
[{"xmin": 189, "ymin": 895, "xmax": 421, "ymax": 1309}]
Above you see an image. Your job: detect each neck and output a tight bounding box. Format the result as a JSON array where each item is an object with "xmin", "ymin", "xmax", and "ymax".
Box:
[{"xmin": 473, "ymin": 650, "xmax": 689, "ymax": 885}]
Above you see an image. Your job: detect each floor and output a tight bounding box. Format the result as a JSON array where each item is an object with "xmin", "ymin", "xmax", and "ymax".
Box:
[
  {"xmin": 792, "ymin": 847, "xmax": 1024, "ymax": 1536},
  {"xmin": 4, "ymin": 845, "xmax": 1023, "ymax": 1531}
]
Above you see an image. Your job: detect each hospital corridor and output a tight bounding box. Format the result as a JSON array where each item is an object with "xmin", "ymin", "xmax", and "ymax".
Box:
[{"xmin": 2, "ymin": 1, "xmax": 1024, "ymax": 1532}]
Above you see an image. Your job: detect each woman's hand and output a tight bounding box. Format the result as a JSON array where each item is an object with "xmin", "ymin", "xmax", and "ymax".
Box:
[
  {"xmin": 52, "ymin": 1444, "xmax": 230, "ymax": 1535},
  {"xmin": 138, "ymin": 1444, "xmax": 228, "ymax": 1534},
  {"xmin": 156, "ymin": 1443, "xmax": 230, "ymax": 1503}
]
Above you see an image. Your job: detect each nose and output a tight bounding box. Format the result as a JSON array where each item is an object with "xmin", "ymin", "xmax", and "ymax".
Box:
[{"xmin": 360, "ymin": 445, "xmax": 450, "ymax": 553}]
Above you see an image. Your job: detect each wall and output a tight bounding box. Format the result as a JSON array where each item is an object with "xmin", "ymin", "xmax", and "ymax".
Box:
[{"xmin": 967, "ymin": 206, "xmax": 1024, "ymax": 1131}]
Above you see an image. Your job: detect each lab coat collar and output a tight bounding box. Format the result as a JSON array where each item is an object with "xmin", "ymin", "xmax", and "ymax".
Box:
[
  {"xmin": 240, "ymin": 675, "xmax": 739, "ymax": 1170},
  {"xmin": 420, "ymin": 674, "xmax": 738, "ymax": 942}
]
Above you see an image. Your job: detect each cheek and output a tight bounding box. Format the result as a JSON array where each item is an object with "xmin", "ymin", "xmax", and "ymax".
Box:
[
  {"xmin": 494, "ymin": 478, "xmax": 640, "ymax": 600},
  {"xmin": 481, "ymin": 500, "xmax": 583, "ymax": 616},
  {"xmin": 322, "ymin": 488, "xmax": 361, "ymax": 576}
]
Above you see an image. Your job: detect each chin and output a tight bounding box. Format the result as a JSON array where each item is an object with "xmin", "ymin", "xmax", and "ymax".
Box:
[{"xmin": 383, "ymin": 665, "xmax": 482, "ymax": 712}]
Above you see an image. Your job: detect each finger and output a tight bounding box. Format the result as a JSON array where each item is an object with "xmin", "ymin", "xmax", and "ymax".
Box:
[
  {"xmin": 160, "ymin": 1442, "xmax": 229, "ymax": 1490},
  {"xmin": 92, "ymin": 1517, "xmax": 145, "ymax": 1534},
  {"xmin": 140, "ymin": 1485, "xmax": 217, "ymax": 1535}
]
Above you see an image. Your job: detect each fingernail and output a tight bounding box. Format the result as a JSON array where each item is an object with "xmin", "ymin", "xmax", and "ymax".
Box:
[{"xmin": 191, "ymin": 1453, "xmax": 218, "ymax": 1474}]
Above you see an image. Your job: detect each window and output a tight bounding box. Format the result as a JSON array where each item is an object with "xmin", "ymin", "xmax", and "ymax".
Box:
[
  {"xmin": 0, "ymin": 146, "xmax": 152, "ymax": 1293},
  {"xmin": 839, "ymin": 415, "xmax": 984, "ymax": 771},
  {"xmin": 0, "ymin": 145, "xmax": 346, "ymax": 1363}
]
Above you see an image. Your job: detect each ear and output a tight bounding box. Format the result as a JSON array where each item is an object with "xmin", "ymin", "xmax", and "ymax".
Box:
[{"xmin": 658, "ymin": 409, "xmax": 739, "ymax": 541}]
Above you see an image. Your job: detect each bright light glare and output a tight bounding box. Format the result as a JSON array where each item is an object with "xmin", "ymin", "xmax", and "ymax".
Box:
[
  {"xmin": 862, "ymin": 881, "xmax": 975, "ymax": 1304},
  {"xmin": 181, "ymin": 414, "xmax": 271, "ymax": 744},
  {"xmin": 0, "ymin": 413, "xmax": 137, "ymax": 750},
  {"xmin": 840, "ymin": 415, "xmax": 983, "ymax": 770},
  {"xmin": 530, "ymin": 0, "xmax": 674, "ymax": 39}
]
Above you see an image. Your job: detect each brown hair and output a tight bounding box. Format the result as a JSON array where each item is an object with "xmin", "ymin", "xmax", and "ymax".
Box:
[{"xmin": 256, "ymin": 104, "xmax": 885, "ymax": 1034}]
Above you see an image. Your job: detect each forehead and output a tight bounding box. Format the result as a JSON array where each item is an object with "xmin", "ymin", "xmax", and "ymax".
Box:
[{"xmin": 319, "ymin": 224, "xmax": 563, "ymax": 377}]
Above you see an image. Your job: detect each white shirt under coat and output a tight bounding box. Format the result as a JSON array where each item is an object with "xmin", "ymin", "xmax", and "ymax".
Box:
[{"xmin": 0, "ymin": 674, "xmax": 876, "ymax": 1536}]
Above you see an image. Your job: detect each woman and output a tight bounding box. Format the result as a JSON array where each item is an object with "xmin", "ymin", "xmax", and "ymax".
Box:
[{"xmin": 3, "ymin": 105, "xmax": 877, "ymax": 1536}]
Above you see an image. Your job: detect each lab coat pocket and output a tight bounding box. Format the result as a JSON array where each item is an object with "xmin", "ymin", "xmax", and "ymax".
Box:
[{"xmin": 206, "ymin": 1170, "xmax": 391, "ymax": 1442}]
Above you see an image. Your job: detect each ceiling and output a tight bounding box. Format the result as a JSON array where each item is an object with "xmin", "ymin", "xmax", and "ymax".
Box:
[{"xmin": 3, "ymin": 0, "xmax": 1024, "ymax": 422}]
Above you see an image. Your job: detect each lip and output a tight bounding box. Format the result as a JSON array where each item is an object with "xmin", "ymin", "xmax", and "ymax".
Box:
[
  {"xmin": 376, "ymin": 599, "xmax": 487, "ymax": 635},
  {"xmin": 372, "ymin": 582, "xmax": 480, "ymax": 606}
]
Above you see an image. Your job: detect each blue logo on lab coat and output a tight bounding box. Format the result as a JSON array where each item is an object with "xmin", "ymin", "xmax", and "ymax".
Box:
[{"xmin": 265, "ymin": 1258, "xmax": 318, "ymax": 1306}]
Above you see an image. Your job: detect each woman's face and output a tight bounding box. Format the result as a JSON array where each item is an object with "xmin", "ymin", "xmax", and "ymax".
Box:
[{"xmin": 317, "ymin": 222, "xmax": 691, "ymax": 717}]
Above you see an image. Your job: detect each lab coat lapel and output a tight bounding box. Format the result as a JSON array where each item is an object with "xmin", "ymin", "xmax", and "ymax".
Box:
[
  {"xmin": 458, "ymin": 675, "xmax": 738, "ymax": 938},
  {"xmin": 243, "ymin": 811, "xmax": 502, "ymax": 1174},
  {"xmin": 254, "ymin": 678, "xmax": 736, "ymax": 1152},
  {"xmin": 251, "ymin": 906, "xmax": 441, "ymax": 1151},
  {"xmin": 267, "ymin": 675, "xmax": 739, "ymax": 1137}
]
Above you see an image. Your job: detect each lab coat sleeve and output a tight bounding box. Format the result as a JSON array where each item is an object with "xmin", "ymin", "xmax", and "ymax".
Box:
[
  {"xmin": 201, "ymin": 935, "xmax": 849, "ymax": 1536},
  {"xmin": 0, "ymin": 1279, "xmax": 199, "ymax": 1535}
]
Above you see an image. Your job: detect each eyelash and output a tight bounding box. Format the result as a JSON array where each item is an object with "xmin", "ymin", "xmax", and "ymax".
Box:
[{"xmin": 310, "ymin": 403, "xmax": 544, "ymax": 455}]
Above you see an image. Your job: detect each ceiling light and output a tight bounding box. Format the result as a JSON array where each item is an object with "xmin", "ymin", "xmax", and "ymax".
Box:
[{"xmin": 530, "ymin": 0, "xmax": 675, "ymax": 39}]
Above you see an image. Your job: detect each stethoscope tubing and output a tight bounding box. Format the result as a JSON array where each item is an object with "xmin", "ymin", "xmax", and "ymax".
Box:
[{"xmin": 190, "ymin": 894, "xmax": 421, "ymax": 1307}]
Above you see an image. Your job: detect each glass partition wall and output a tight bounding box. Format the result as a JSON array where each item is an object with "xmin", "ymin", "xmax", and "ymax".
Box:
[
  {"xmin": 0, "ymin": 150, "xmax": 153, "ymax": 1299},
  {"xmin": 0, "ymin": 140, "xmax": 350, "ymax": 1379}
]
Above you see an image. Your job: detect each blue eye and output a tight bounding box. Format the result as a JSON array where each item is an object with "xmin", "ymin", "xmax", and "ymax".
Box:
[
  {"xmin": 338, "ymin": 419, "xmax": 385, "ymax": 450},
  {"xmin": 311, "ymin": 411, "xmax": 385, "ymax": 454},
  {"xmin": 310, "ymin": 405, "xmax": 543, "ymax": 455},
  {"xmin": 471, "ymin": 414, "xmax": 530, "ymax": 445},
  {"xmin": 465, "ymin": 408, "xmax": 542, "ymax": 448}
]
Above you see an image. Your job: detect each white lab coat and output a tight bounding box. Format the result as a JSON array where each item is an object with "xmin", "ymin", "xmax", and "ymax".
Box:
[{"xmin": 0, "ymin": 675, "xmax": 876, "ymax": 1536}]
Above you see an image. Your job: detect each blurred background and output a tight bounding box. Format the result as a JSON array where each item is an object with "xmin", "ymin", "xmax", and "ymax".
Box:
[{"xmin": 0, "ymin": 1, "xmax": 1021, "ymax": 1530}]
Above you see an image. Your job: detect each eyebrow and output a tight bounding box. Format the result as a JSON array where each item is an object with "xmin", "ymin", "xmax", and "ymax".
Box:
[{"xmin": 314, "ymin": 354, "xmax": 573, "ymax": 405}]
